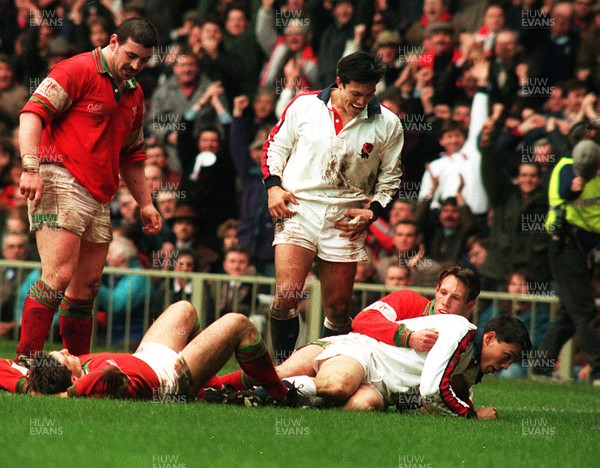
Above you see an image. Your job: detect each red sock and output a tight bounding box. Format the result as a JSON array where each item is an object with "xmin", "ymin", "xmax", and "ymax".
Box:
[
  {"xmin": 59, "ymin": 296, "xmax": 94, "ymax": 356},
  {"xmin": 207, "ymin": 370, "xmax": 259, "ymax": 392},
  {"xmin": 16, "ymin": 280, "xmax": 63, "ymax": 356},
  {"xmin": 236, "ymin": 335, "xmax": 287, "ymax": 401}
]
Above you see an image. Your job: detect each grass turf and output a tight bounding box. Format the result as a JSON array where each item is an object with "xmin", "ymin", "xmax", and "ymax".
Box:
[{"xmin": 1, "ymin": 339, "xmax": 598, "ymax": 468}]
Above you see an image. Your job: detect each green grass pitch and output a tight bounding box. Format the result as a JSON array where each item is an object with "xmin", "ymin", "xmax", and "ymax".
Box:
[{"xmin": 1, "ymin": 340, "xmax": 598, "ymax": 468}]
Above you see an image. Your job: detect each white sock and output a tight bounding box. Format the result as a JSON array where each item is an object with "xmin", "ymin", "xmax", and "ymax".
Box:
[{"xmin": 284, "ymin": 375, "xmax": 317, "ymax": 397}]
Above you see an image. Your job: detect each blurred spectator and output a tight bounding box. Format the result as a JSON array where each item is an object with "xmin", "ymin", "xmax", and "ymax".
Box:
[
  {"xmin": 178, "ymin": 124, "xmax": 238, "ymax": 245},
  {"xmin": 0, "ymin": 230, "xmax": 30, "ymax": 333},
  {"xmin": 169, "ymin": 204, "xmax": 219, "ymax": 272},
  {"xmin": 257, "ymin": 17, "xmax": 317, "ymax": 90},
  {"xmin": 212, "ymin": 244, "xmax": 256, "ymax": 317},
  {"xmin": 416, "ymin": 195, "xmax": 476, "ymax": 264},
  {"xmin": 475, "ymin": 270, "xmax": 551, "ymax": 378},
  {"xmin": 217, "ymin": 218, "xmax": 239, "ymax": 253},
  {"xmin": 152, "ymin": 247, "xmax": 198, "ymax": 319},
  {"xmin": 0, "ymin": 54, "xmax": 28, "ymax": 137},
  {"xmin": 222, "ymin": 4, "xmax": 264, "ymax": 96},
  {"xmin": 229, "ymin": 110, "xmax": 275, "ymax": 275},
  {"xmin": 350, "ymin": 248, "xmax": 380, "ymax": 317},
  {"xmin": 367, "ymin": 198, "xmax": 415, "ymax": 260},
  {"xmin": 479, "ymin": 115, "xmax": 551, "ymax": 292},
  {"xmin": 522, "ymin": 2, "xmax": 580, "ymax": 88},
  {"xmin": 418, "ymin": 88, "xmax": 490, "ymax": 220},
  {"xmin": 97, "ymin": 236, "xmax": 154, "ymax": 348},
  {"xmin": 316, "ymin": 0, "xmax": 360, "ymax": 89},
  {"xmin": 149, "ymin": 48, "xmax": 228, "ymax": 170},
  {"xmin": 145, "ymin": 139, "xmax": 181, "ymax": 188},
  {"xmin": 197, "ymin": 16, "xmax": 241, "ymax": 104},
  {"xmin": 0, "ymin": 156, "xmax": 26, "ymax": 210},
  {"xmin": 372, "ymin": 30, "xmax": 402, "ymax": 95},
  {"xmin": 384, "ymin": 264, "xmax": 413, "ymax": 288},
  {"xmin": 404, "ymin": 0, "xmax": 454, "ymax": 49},
  {"xmin": 474, "ymin": 3, "xmax": 506, "ymax": 56},
  {"xmin": 464, "ymin": 234, "xmax": 489, "ymax": 273},
  {"xmin": 487, "ymin": 30, "xmax": 524, "ymax": 109},
  {"xmin": 376, "ymin": 220, "xmax": 441, "ymax": 286}
]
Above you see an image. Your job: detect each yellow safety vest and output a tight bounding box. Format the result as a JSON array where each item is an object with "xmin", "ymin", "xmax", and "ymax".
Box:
[{"xmin": 546, "ymin": 157, "xmax": 600, "ymax": 235}]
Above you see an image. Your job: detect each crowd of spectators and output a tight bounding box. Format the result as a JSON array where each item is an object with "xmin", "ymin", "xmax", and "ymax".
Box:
[{"xmin": 0, "ymin": 1, "xmax": 598, "ymax": 367}]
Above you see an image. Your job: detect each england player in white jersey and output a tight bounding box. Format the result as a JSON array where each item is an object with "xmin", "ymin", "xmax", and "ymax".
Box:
[{"xmin": 283, "ymin": 314, "xmax": 531, "ymax": 418}]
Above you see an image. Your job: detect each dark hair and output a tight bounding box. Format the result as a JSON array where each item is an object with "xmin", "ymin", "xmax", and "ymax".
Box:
[
  {"xmin": 465, "ymin": 235, "xmax": 489, "ymax": 252},
  {"xmin": 175, "ymin": 247, "xmax": 199, "ymax": 270},
  {"xmin": 440, "ymin": 197, "xmax": 458, "ymax": 207},
  {"xmin": 438, "ymin": 265, "xmax": 481, "ymax": 302},
  {"xmin": 439, "ymin": 120, "xmax": 466, "ymax": 138},
  {"xmin": 224, "ymin": 243, "xmax": 250, "ymax": 258},
  {"xmin": 28, "ymin": 352, "xmax": 72, "ymax": 394},
  {"xmin": 114, "ymin": 18, "xmax": 158, "ymax": 48},
  {"xmin": 484, "ymin": 315, "xmax": 533, "ymax": 352},
  {"xmin": 336, "ymin": 52, "xmax": 385, "ymax": 85}
]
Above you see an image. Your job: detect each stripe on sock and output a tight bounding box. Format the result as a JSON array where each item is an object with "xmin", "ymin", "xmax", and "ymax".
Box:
[
  {"xmin": 29, "ymin": 279, "xmax": 63, "ymax": 309},
  {"xmin": 235, "ymin": 335, "xmax": 267, "ymax": 363}
]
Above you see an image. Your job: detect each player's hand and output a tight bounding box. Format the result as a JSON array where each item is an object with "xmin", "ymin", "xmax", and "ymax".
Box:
[
  {"xmin": 336, "ymin": 208, "xmax": 373, "ymax": 241},
  {"xmin": 476, "ymin": 407, "xmax": 498, "ymax": 420},
  {"xmin": 408, "ymin": 328, "xmax": 439, "ymax": 352},
  {"xmin": 19, "ymin": 171, "xmax": 44, "ymax": 207},
  {"xmin": 139, "ymin": 203, "xmax": 162, "ymax": 234},
  {"xmin": 267, "ymin": 186, "xmax": 298, "ymax": 219}
]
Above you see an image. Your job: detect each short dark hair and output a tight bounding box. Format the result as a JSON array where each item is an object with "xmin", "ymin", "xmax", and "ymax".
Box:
[
  {"xmin": 336, "ymin": 52, "xmax": 385, "ymax": 85},
  {"xmin": 437, "ymin": 265, "xmax": 481, "ymax": 302},
  {"xmin": 484, "ymin": 315, "xmax": 532, "ymax": 352},
  {"xmin": 28, "ymin": 352, "xmax": 72, "ymax": 394},
  {"xmin": 225, "ymin": 244, "xmax": 250, "ymax": 258},
  {"xmin": 440, "ymin": 197, "xmax": 458, "ymax": 207},
  {"xmin": 439, "ymin": 120, "xmax": 466, "ymax": 138},
  {"xmin": 115, "ymin": 18, "xmax": 158, "ymax": 48}
]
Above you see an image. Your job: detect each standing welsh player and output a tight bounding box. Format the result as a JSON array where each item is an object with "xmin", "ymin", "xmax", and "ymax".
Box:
[{"xmin": 17, "ymin": 18, "xmax": 162, "ymax": 357}]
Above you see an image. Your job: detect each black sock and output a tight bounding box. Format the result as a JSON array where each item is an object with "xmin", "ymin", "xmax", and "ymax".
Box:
[{"xmin": 270, "ymin": 316, "xmax": 300, "ymax": 365}]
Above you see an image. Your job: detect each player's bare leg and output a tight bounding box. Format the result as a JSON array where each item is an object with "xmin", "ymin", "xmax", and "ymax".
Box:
[
  {"xmin": 316, "ymin": 259, "xmax": 356, "ymax": 335},
  {"xmin": 17, "ymin": 228, "xmax": 81, "ymax": 355},
  {"xmin": 271, "ymin": 244, "xmax": 315, "ymax": 363},
  {"xmin": 138, "ymin": 301, "xmax": 198, "ymax": 353},
  {"xmin": 341, "ymin": 384, "xmax": 385, "ymax": 411},
  {"xmin": 275, "ymin": 344, "xmax": 323, "ymax": 378},
  {"xmin": 313, "ymin": 355, "xmax": 365, "ymax": 402},
  {"xmin": 183, "ymin": 313, "xmax": 288, "ymax": 401}
]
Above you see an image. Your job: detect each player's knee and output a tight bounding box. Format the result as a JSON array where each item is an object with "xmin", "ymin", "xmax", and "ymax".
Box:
[
  {"xmin": 175, "ymin": 300, "xmax": 197, "ymax": 324},
  {"xmin": 47, "ymin": 269, "xmax": 73, "ymax": 292},
  {"xmin": 269, "ymin": 305, "xmax": 299, "ymax": 320},
  {"xmin": 315, "ymin": 377, "xmax": 352, "ymax": 401},
  {"xmin": 347, "ymin": 392, "xmax": 384, "ymax": 411}
]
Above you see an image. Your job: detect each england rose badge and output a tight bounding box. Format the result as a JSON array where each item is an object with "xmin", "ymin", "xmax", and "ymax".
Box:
[{"xmin": 360, "ymin": 142, "xmax": 373, "ymax": 159}]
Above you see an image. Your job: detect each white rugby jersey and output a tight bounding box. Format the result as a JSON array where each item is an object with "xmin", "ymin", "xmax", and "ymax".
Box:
[
  {"xmin": 262, "ymin": 85, "xmax": 404, "ymax": 211},
  {"xmin": 345, "ymin": 314, "xmax": 480, "ymax": 417}
]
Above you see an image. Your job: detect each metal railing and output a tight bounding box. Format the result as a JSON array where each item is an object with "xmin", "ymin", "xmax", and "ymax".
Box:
[{"xmin": 0, "ymin": 260, "xmax": 580, "ymax": 379}]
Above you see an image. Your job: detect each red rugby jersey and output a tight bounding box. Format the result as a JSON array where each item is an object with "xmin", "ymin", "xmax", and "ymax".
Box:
[
  {"xmin": 21, "ymin": 47, "xmax": 146, "ymax": 203},
  {"xmin": 67, "ymin": 353, "xmax": 159, "ymax": 399}
]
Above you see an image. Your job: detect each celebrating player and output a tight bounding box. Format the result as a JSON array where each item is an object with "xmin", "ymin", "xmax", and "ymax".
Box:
[
  {"xmin": 17, "ymin": 18, "xmax": 162, "ymax": 357},
  {"xmin": 263, "ymin": 51, "xmax": 404, "ymax": 363}
]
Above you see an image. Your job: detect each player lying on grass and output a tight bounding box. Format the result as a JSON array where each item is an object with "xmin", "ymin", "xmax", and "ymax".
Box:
[
  {"xmin": 274, "ymin": 314, "xmax": 531, "ymax": 418},
  {"xmin": 212, "ymin": 266, "xmax": 481, "ymax": 393},
  {"xmin": 26, "ymin": 301, "xmax": 297, "ymax": 403}
]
